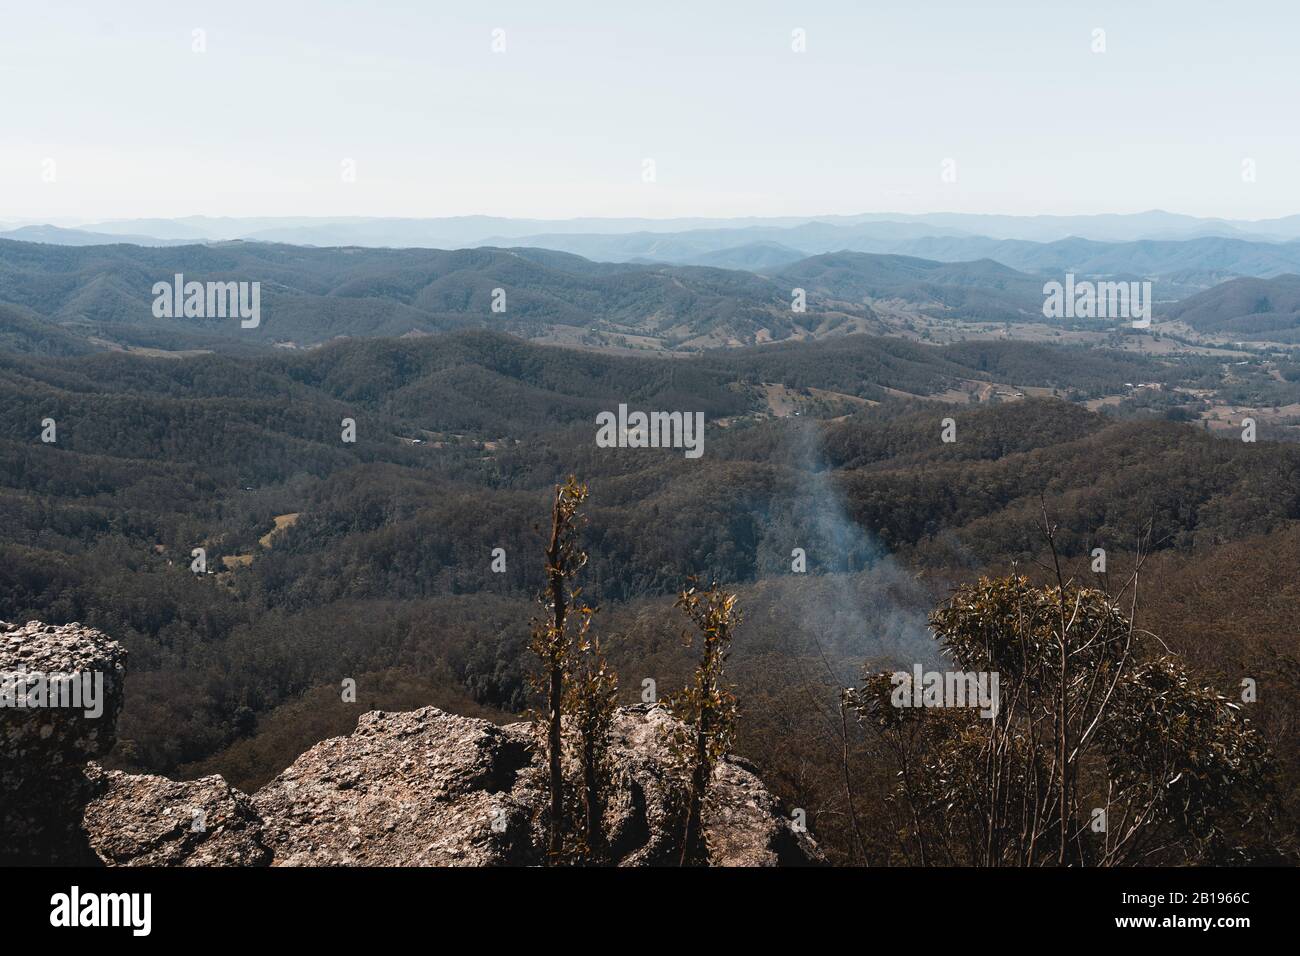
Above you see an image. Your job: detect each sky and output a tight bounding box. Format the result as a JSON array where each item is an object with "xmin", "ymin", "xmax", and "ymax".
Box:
[{"xmin": 1, "ymin": 0, "xmax": 1297, "ymax": 223}]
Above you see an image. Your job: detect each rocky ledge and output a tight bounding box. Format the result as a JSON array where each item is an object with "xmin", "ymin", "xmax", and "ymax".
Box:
[
  {"xmin": 1, "ymin": 620, "xmax": 127, "ymax": 862},
  {"xmin": 1, "ymin": 621, "xmax": 821, "ymax": 866}
]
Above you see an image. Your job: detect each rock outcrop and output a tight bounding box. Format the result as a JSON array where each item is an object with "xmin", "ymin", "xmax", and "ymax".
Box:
[
  {"xmin": 1, "ymin": 620, "xmax": 127, "ymax": 863},
  {"xmin": 81, "ymin": 765, "xmax": 274, "ymax": 866},
  {"xmin": 250, "ymin": 705, "xmax": 820, "ymax": 866},
  {"xmin": 1, "ymin": 621, "xmax": 822, "ymax": 866}
]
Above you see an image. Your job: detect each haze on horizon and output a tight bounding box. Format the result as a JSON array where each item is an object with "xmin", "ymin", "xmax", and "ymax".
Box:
[{"xmin": 2, "ymin": 0, "xmax": 1297, "ymax": 223}]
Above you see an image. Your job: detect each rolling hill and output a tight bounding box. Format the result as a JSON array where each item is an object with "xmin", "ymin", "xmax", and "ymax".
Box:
[
  {"xmin": 1163, "ymin": 274, "xmax": 1300, "ymax": 341},
  {"xmin": 771, "ymin": 251, "xmax": 1045, "ymax": 322},
  {"xmin": 9, "ymin": 236, "xmax": 1300, "ymax": 359},
  {"xmin": 0, "ymin": 239, "xmax": 1074, "ymax": 355},
  {"xmin": 0, "ymin": 239, "xmax": 827, "ymax": 352}
]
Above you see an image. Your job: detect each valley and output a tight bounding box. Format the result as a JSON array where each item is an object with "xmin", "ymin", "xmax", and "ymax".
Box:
[{"xmin": 3, "ymin": 222, "xmax": 1300, "ymax": 865}]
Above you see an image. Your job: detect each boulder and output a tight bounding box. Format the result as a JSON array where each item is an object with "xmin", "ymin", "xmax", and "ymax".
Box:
[
  {"xmin": 81, "ymin": 764, "xmax": 272, "ymax": 866},
  {"xmin": 253, "ymin": 708, "xmax": 535, "ymax": 866},
  {"xmin": 0, "ymin": 620, "xmax": 127, "ymax": 863},
  {"xmin": 251, "ymin": 704, "xmax": 821, "ymax": 866},
  {"xmin": 2, "ymin": 620, "xmax": 822, "ymax": 866}
]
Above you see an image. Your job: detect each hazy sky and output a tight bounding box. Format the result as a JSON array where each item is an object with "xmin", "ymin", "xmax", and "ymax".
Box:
[{"xmin": 2, "ymin": 0, "xmax": 1297, "ymax": 222}]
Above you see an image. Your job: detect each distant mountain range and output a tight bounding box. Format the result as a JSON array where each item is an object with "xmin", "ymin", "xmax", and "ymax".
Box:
[
  {"xmin": 0, "ymin": 240, "xmax": 866, "ymax": 354},
  {"xmin": 0, "ymin": 238, "xmax": 1072, "ymax": 355},
  {"xmin": 0, "ymin": 224, "xmax": 196, "ymax": 247},
  {"xmin": 4, "ymin": 232, "xmax": 1300, "ymax": 357},
  {"xmin": 14, "ymin": 210, "xmax": 1300, "ymax": 248},
  {"xmin": 10, "ymin": 215, "xmax": 1300, "ymax": 303},
  {"xmin": 477, "ymin": 231, "xmax": 1300, "ymax": 298}
]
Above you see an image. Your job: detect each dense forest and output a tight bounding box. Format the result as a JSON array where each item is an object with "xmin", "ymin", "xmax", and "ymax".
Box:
[{"xmin": 1, "ymin": 326, "xmax": 1297, "ymax": 863}]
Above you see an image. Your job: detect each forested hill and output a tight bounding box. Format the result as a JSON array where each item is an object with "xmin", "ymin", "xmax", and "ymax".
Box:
[
  {"xmin": 2, "ymin": 327, "xmax": 1298, "ymax": 857},
  {"xmin": 1162, "ymin": 274, "xmax": 1300, "ymax": 341},
  {"xmin": 0, "ymin": 238, "xmax": 837, "ymax": 352},
  {"xmin": 0, "ymin": 328, "xmax": 1196, "ymax": 451},
  {"xmin": 0, "ymin": 237, "xmax": 1112, "ymax": 355},
  {"xmin": 770, "ymin": 252, "xmax": 1044, "ymax": 322}
]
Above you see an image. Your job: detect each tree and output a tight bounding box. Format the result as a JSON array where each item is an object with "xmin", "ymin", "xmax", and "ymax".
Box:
[
  {"xmin": 564, "ymin": 627, "xmax": 618, "ymax": 861},
  {"xmin": 669, "ymin": 583, "xmax": 741, "ymax": 865},
  {"xmin": 529, "ymin": 476, "xmax": 589, "ymax": 860},
  {"xmin": 849, "ymin": 573, "xmax": 1275, "ymax": 865}
]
